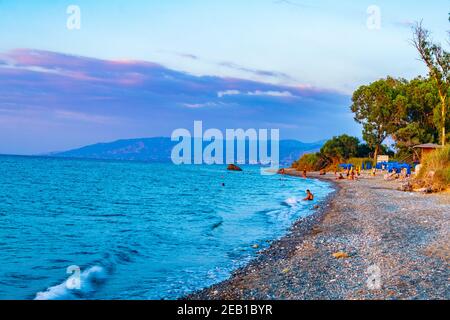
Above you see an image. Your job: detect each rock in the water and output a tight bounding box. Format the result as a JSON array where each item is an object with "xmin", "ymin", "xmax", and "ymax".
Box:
[{"xmin": 227, "ymin": 164, "xmax": 243, "ymax": 171}]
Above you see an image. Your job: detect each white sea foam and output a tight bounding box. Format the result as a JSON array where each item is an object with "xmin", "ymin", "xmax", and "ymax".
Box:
[
  {"xmin": 284, "ymin": 197, "xmax": 299, "ymax": 206},
  {"xmin": 34, "ymin": 265, "xmax": 108, "ymax": 300}
]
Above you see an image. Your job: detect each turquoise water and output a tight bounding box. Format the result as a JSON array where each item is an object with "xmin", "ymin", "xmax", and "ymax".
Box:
[{"xmin": 0, "ymin": 155, "xmax": 333, "ymax": 300}]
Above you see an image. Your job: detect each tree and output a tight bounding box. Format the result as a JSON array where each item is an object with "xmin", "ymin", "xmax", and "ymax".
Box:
[
  {"xmin": 356, "ymin": 143, "xmax": 372, "ymax": 158},
  {"xmin": 320, "ymin": 135, "xmax": 360, "ymax": 162},
  {"xmin": 412, "ymin": 21, "xmax": 449, "ymax": 146},
  {"xmin": 351, "ymin": 77, "xmax": 403, "ymax": 161},
  {"xmin": 393, "ymin": 77, "xmax": 440, "ymax": 157}
]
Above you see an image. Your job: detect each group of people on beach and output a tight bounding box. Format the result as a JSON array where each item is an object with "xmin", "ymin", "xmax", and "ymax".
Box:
[
  {"xmin": 333, "ymin": 167, "xmax": 360, "ymax": 180},
  {"xmin": 383, "ymin": 167, "xmax": 410, "ymax": 181},
  {"xmin": 286, "ymin": 163, "xmax": 413, "ymax": 204},
  {"xmin": 334, "ymin": 166, "xmax": 411, "ymax": 181}
]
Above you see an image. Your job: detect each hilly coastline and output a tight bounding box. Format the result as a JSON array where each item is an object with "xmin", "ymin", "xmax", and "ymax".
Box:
[{"xmin": 50, "ymin": 138, "xmax": 325, "ymax": 165}]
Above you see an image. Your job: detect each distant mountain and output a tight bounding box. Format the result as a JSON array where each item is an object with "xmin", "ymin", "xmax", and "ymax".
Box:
[
  {"xmin": 278, "ymin": 139, "xmax": 325, "ymax": 165},
  {"xmin": 51, "ymin": 137, "xmax": 324, "ymax": 165}
]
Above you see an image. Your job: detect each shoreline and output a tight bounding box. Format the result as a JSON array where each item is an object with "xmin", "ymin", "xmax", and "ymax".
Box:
[{"xmin": 186, "ymin": 169, "xmax": 449, "ymax": 300}]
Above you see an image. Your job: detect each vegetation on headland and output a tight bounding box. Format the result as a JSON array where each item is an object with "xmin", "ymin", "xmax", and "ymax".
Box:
[
  {"xmin": 292, "ymin": 134, "xmax": 389, "ymax": 171},
  {"xmin": 292, "ymin": 17, "xmax": 449, "ymax": 191}
]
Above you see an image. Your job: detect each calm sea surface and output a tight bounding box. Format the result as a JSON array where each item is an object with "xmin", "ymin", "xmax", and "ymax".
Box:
[{"xmin": 0, "ymin": 155, "xmax": 333, "ymax": 299}]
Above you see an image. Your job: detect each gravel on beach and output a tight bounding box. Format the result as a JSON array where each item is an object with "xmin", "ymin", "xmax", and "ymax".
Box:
[{"xmin": 187, "ymin": 170, "xmax": 449, "ymax": 300}]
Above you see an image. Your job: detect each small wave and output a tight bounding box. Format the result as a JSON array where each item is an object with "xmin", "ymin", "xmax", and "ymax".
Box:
[
  {"xmin": 282, "ymin": 197, "xmax": 300, "ymax": 207},
  {"xmin": 34, "ymin": 265, "xmax": 108, "ymax": 300},
  {"xmin": 89, "ymin": 213, "xmax": 126, "ymax": 218}
]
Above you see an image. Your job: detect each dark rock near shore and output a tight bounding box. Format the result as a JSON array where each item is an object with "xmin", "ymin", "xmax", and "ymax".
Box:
[{"xmin": 227, "ymin": 164, "xmax": 243, "ymax": 171}]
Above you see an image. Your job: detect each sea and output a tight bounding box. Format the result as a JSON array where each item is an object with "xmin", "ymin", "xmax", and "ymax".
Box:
[{"xmin": 0, "ymin": 155, "xmax": 333, "ymax": 300}]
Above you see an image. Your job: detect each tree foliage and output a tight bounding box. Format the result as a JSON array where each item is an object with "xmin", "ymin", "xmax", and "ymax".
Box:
[
  {"xmin": 320, "ymin": 135, "xmax": 360, "ymax": 162},
  {"xmin": 393, "ymin": 77, "xmax": 440, "ymax": 156},
  {"xmin": 351, "ymin": 76, "xmax": 448, "ymax": 160},
  {"xmin": 351, "ymin": 77, "xmax": 403, "ymax": 160},
  {"xmin": 412, "ymin": 21, "xmax": 449, "ymax": 146},
  {"xmin": 349, "ymin": 17, "xmax": 449, "ymax": 159}
]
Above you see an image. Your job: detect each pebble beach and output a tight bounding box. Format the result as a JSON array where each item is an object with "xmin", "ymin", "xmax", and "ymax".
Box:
[{"xmin": 187, "ymin": 170, "xmax": 449, "ymax": 300}]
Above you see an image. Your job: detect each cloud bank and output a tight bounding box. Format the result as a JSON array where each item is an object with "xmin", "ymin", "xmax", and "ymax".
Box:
[{"xmin": 0, "ymin": 49, "xmax": 357, "ymax": 154}]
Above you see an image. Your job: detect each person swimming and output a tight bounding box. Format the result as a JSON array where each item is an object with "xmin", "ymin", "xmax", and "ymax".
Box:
[{"xmin": 303, "ymin": 189, "xmax": 314, "ymax": 201}]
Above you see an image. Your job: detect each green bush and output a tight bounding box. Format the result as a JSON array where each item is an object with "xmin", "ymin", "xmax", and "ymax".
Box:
[{"xmin": 293, "ymin": 153, "xmax": 329, "ymax": 171}]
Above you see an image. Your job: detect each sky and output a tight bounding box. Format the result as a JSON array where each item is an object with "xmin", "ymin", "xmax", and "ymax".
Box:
[{"xmin": 0, "ymin": 0, "xmax": 448, "ymax": 154}]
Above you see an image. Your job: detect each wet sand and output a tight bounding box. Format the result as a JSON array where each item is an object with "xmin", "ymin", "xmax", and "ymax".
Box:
[{"xmin": 187, "ymin": 169, "xmax": 449, "ymax": 300}]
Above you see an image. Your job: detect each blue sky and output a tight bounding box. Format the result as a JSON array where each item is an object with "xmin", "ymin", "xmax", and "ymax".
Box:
[{"xmin": 0, "ymin": 1, "xmax": 448, "ymax": 154}]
